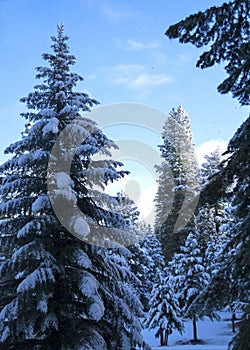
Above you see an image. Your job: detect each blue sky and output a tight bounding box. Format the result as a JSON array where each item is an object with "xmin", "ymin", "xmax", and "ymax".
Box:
[
  {"xmin": 0, "ymin": 0, "xmax": 249, "ymax": 153},
  {"xmin": 0, "ymin": 0, "xmax": 249, "ymax": 222}
]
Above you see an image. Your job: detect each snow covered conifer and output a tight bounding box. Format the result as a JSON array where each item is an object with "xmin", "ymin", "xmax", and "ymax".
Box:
[
  {"xmin": 113, "ymin": 193, "xmax": 165, "ymax": 310},
  {"xmin": 0, "ymin": 25, "xmax": 148, "ymax": 350},
  {"xmin": 200, "ymin": 148, "xmax": 222, "ymax": 186},
  {"xmin": 132, "ymin": 226, "xmax": 165, "ymax": 310},
  {"xmin": 155, "ymin": 106, "xmax": 199, "ymax": 262},
  {"xmin": 170, "ymin": 231, "xmax": 210, "ymax": 342},
  {"xmin": 145, "ymin": 271, "xmax": 183, "ymax": 346},
  {"xmin": 195, "ymin": 149, "xmax": 228, "ymax": 254},
  {"xmin": 142, "ymin": 227, "xmax": 165, "ymax": 283},
  {"xmin": 166, "ymin": 2, "xmax": 250, "ymax": 346}
]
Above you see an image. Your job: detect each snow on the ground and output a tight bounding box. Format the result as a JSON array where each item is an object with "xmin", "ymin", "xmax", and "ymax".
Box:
[{"xmin": 142, "ymin": 311, "xmax": 235, "ymax": 350}]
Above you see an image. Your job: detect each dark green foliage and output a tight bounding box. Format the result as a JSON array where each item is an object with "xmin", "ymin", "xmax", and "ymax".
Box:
[{"xmin": 166, "ymin": 0, "xmax": 250, "ymax": 105}]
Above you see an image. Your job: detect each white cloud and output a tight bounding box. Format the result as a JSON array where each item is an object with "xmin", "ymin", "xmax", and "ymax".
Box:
[
  {"xmin": 138, "ymin": 182, "xmax": 157, "ymax": 226},
  {"xmin": 105, "ymin": 174, "xmax": 157, "ymax": 226},
  {"xmin": 114, "ymin": 38, "xmax": 160, "ymax": 51},
  {"xmin": 126, "ymin": 39, "xmax": 159, "ymax": 50},
  {"xmin": 104, "ymin": 64, "xmax": 172, "ymax": 90},
  {"xmin": 195, "ymin": 139, "xmax": 228, "ymax": 166}
]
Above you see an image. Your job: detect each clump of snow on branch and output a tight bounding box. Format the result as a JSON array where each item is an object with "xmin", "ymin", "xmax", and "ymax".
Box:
[
  {"xmin": 71, "ymin": 216, "xmax": 90, "ymax": 239},
  {"xmin": 32, "ymin": 195, "xmax": 50, "ymax": 213}
]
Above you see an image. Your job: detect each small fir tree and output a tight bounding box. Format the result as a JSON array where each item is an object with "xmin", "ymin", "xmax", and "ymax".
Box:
[
  {"xmin": 169, "ymin": 231, "xmax": 210, "ymax": 342},
  {"xmin": 145, "ymin": 271, "xmax": 183, "ymax": 346}
]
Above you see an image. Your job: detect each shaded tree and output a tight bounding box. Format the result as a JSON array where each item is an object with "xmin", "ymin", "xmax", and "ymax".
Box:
[
  {"xmin": 166, "ymin": 0, "xmax": 250, "ymax": 105},
  {"xmin": 165, "ymin": 3, "xmax": 250, "ymax": 348}
]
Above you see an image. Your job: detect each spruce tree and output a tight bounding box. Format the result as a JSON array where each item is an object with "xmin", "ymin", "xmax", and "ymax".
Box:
[
  {"xmin": 145, "ymin": 272, "xmax": 183, "ymax": 346},
  {"xmin": 196, "ymin": 149, "xmax": 226, "ymax": 252},
  {"xmin": 141, "ymin": 227, "xmax": 165, "ymax": 285},
  {"xmin": 113, "ymin": 192, "xmax": 165, "ymax": 311},
  {"xmin": 0, "ymin": 25, "xmax": 149, "ymax": 350},
  {"xmin": 165, "ymin": 3, "xmax": 250, "ymax": 347},
  {"xmin": 169, "ymin": 231, "xmax": 210, "ymax": 342},
  {"xmin": 135, "ymin": 226, "xmax": 165, "ymax": 310},
  {"xmin": 154, "ymin": 105, "xmax": 199, "ymax": 262},
  {"xmin": 200, "ymin": 148, "xmax": 222, "ymax": 187}
]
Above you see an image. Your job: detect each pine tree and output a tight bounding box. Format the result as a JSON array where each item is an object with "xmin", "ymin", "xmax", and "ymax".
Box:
[
  {"xmin": 0, "ymin": 25, "xmax": 149, "ymax": 350},
  {"xmin": 169, "ymin": 231, "xmax": 210, "ymax": 342},
  {"xmin": 196, "ymin": 114, "xmax": 250, "ymax": 350},
  {"xmin": 142, "ymin": 227, "xmax": 165, "ymax": 285},
  {"xmin": 135, "ymin": 226, "xmax": 165, "ymax": 310},
  {"xmin": 112, "ymin": 191, "xmax": 166, "ymax": 310},
  {"xmin": 145, "ymin": 271, "xmax": 183, "ymax": 346},
  {"xmin": 165, "ymin": 3, "xmax": 250, "ymax": 347},
  {"xmin": 165, "ymin": 0, "xmax": 250, "ymax": 105},
  {"xmin": 200, "ymin": 148, "xmax": 222, "ymax": 187},
  {"xmin": 196, "ymin": 148, "xmax": 226, "ymax": 252},
  {"xmin": 154, "ymin": 105, "xmax": 199, "ymax": 262}
]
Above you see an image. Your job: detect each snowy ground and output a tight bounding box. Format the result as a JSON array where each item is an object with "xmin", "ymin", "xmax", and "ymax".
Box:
[{"xmin": 142, "ymin": 312, "xmax": 235, "ymax": 350}]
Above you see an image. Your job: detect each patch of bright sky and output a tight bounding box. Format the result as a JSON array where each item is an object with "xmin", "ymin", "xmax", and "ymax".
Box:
[{"xmin": 0, "ymin": 0, "xmax": 249, "ymax": 221}]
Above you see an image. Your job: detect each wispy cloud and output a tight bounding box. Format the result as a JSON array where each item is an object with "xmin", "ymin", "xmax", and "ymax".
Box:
[
  {"xmin": 100, "ymin": 2, "xmax": 133, "ymax": 22},
  {"xmin": 127, "ymin": 39, "xmax": 159, "ymax": 50},
  {"xmin": 115, "ymin": 38, "xmax": 160, "ymax": 51},
  {"xmin": 104, "ymin": 64, "xmax": 172, "ymax": 90}
]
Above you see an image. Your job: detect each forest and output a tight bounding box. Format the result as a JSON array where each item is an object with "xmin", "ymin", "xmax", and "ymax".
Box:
[{"xmin": 0, "ymin": 1, "xmax": 249, "ymax": 349}]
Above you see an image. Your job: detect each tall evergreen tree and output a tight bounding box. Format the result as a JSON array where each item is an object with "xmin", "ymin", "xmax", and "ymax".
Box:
[
  {"xmin": 166, "ymin": 4, "xmax": 250, "ymax": 350},
  {"xmin": 196, "ymin": 149, "xmax": 226, "ymax": 252},
  {"xmin": 154, "ymin": 105, "xmax": 199, "ymax": 262},
  {"xmin": 0, "ymin": 25, "xmax": 149, "ymax": 350},
  {"xmin": 165, "ymin": 3, "xmax": 250, "ymax": 347}
]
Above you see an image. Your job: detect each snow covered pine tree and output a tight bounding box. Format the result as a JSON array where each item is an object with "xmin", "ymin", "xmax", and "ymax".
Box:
[
  {"xmin": 196, "ymin": 148, "xmax": 226, "ymax": 253},
  {"xmin": 130, "ymin": 225, "xmax": 165, "ymax": 311},
  {"xmin": 0, "ymin": 25, "xmax": 149, "ymax": 350},
  {"xmin": 145, "ymin": 270, "xmax": 183, "ymax": 346},
  {"xmin": 154, "ymin": 106, "xmax": 199, "ymax": 262},
  {"xmin": 169, "ymin": 231, "xmax": 210, "ymax": 343},
  {"xmin": 166, "ymin": 2, "xmax": 250, "ymax": 347}
]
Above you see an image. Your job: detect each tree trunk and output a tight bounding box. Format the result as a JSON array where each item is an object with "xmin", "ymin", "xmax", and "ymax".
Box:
[
  {"xmin": 164, "ymin": 329, "xmax": 169, "ymax": 346},
  {"xmin": 232, "ymin": 311, "xmax": 236, "ymax": 333},
  {"xmin": 159, "ymin": 328, "xmax": 168, "ymax": 346},
  {"xmin": 160, "ymin": 328, "xmax": 164, "ymax": 346},
  {"xmin": 193, "ymin": 314, "xmax": 198, "ymax": 342}
]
